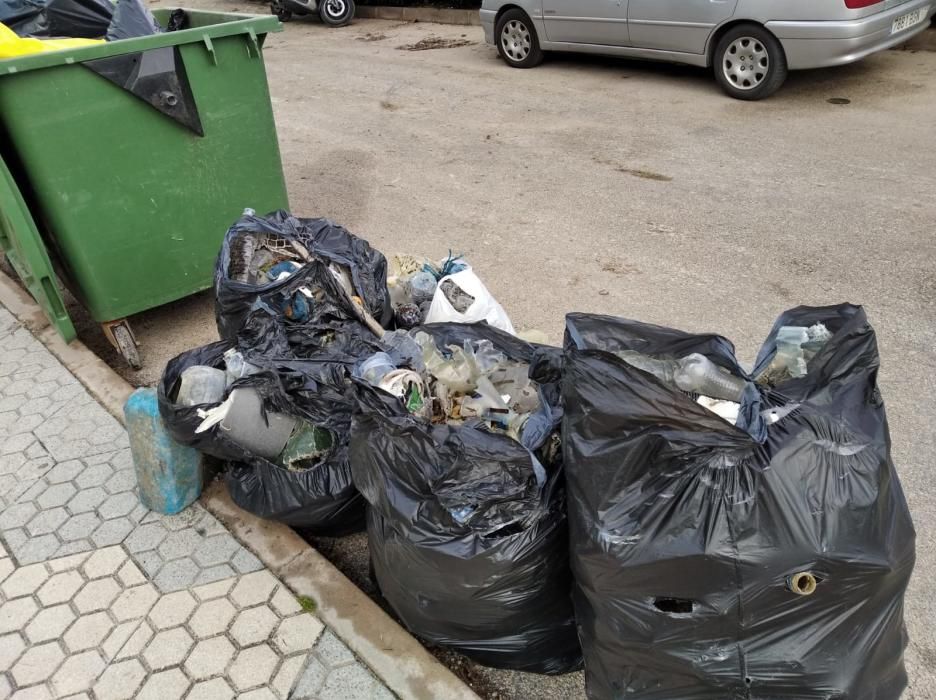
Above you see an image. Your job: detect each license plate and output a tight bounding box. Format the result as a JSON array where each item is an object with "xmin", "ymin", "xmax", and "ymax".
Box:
[{"xmin": 892, "ymin": 8, "xmax": 927, "ymax": 34}]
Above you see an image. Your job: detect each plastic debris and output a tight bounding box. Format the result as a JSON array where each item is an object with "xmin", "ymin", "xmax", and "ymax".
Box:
[
  {"xmin": 1, "ymin": 0, "xmax": 112, "ymax": 38},
  {"xmin": 176, "ymin": 365, "xmax": 226, "ymax": 407},
  {"xmin": 759, "ymin": 321, "xmax": 833, "ymax": 385}
]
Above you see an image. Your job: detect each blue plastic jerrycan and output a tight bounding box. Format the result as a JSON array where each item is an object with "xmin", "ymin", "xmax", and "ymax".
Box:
[{"xmin": 124, "ymin": 387, "xmax": 203, "ymax": 515}]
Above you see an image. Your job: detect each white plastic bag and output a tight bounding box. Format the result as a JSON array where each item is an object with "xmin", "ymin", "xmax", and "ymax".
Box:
[{"xmin": 425, "ymin": 269, "xmax": 515, "ymax": 334}]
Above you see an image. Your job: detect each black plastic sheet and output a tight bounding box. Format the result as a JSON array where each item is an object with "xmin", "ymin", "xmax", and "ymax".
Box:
[
  {"xmin": 105, "ymin": 0, "xmax": 159, "ymax": 40},
  {"xmin": 350, "ymin": 323, "xmax": 582, "ymax": 674},
  {"xmin": 1, "ymin": 0, "xmax": 112, "ymax": 37},
  {"xmin": 562, "ymin": 305, "xmax": 915, "ymax": 700},
  {"xmin": 214, "ymin": 210, "xmax": 393, "ymax": 348},
  {"xmin": 157, "ymin": 342, "xmax": 364, "ymax": 535}
]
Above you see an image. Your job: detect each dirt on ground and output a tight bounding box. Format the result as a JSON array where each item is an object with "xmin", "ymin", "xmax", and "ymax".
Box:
[{"xmin": 25, "ymin": 4, "xmax": 936, "ymax": 698}]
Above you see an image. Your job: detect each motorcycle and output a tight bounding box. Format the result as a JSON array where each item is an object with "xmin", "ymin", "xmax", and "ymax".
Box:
[{"xmin": 270, "ymin": 0, "xmax": 355, "ymax": 26}]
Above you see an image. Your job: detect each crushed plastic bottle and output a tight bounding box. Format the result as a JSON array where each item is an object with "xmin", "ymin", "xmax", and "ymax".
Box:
[
  {"xmin": 763, "ymin": 323, "xmax": 833, "ymax": 383},
  {"xmin": 223, "ymin": 348, "xmax": 259, "ymax": 385},
  {"xmin": 674, "ymin": 354, "xmax": 748, "ymax": 403},
  {"xmin": 614, "ymin": 350, "xmax": 679, "ymax": 385}
]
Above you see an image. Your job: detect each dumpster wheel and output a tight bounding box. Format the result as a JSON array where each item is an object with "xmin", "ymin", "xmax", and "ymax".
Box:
[{"xmin": 104, "ymin": 319, "xmax": 142, "ymax": 370}]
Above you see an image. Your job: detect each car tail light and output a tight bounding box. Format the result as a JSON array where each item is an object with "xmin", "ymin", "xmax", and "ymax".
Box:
[{"xmin": 844, "ymin": 0, "xmax": 883, "ymax": 8}]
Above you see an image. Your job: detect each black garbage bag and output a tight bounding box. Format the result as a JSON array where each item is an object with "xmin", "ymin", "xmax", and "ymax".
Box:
[
  {"xmin": 350, "ymin": 323, "xmax": 582, "ymax": 675},
  {"xmin": 157, "ymin": 342, "xmax": 364, "ymax": 535},
  {"xmin": 105, "ymin": 0, "xmax": 160, "ymax": 41},
  {"xmin": 214, "ymin": 210, "xmax": 393, "ymax": 345},
  {"xmin": 1, "ymin": 0, "xmax": 112, "ymax": 37},
  {"xmin": 562, "ymin": 305, "xmax": 915, "ymax": 700}
]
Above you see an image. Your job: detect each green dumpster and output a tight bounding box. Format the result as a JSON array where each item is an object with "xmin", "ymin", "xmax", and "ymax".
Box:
[{"xmin": 0, "ymin": 9, "xmax": 289, "ymax": 368}]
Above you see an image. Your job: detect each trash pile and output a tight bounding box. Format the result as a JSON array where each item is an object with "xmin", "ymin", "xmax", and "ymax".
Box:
[
  {"xmin": 158, "ymin": 209, "xmax": 914, "ymax": 698},
  {"xmin": 351, "ymin": 323, "xmax": 580, "ymax": 674},
  {"xmin": 561, "ymin": 306, "xmax": 915, "ymax": 700}
]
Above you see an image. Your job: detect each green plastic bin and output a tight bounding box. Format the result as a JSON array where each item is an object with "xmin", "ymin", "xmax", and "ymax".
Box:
[{"xmin": 0, "ymin": 9, "xmax": 289, "ymax": 367}]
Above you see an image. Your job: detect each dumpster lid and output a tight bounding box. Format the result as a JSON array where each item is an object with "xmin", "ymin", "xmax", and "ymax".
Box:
[
  {"xmin": 0, "ymin": 154, "xmax": 76, "ymax": 342},
  {"xmin": 0, "ymin": 9, "xmax": 281, "ymax": 75}
]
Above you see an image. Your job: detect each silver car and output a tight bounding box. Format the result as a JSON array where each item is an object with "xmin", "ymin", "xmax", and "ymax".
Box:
[{"xmin": 481, "ymin": 0, "xmax": 936, "ymax": 99}]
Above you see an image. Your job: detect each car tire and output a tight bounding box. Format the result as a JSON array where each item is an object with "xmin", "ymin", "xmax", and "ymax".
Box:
[
  {"xmin": 319, "ymin": 0, "xmax": 354, "ymax": 27},
  {"xmin": 713, "ymin": 24, "xmax": 787, "ymax": 100},
  {"xmin": 495, "ymin": 9, "xmax": 544, "ymax": 69}
]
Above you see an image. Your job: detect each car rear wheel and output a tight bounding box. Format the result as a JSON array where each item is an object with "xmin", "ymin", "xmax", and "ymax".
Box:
[
  {"xmin": 714, "ymin": 24, "xmax": 787, "ymax": 100},
  {"xmin": 495, "ymin": 9, "xmax": 544, "ymax": 69}
]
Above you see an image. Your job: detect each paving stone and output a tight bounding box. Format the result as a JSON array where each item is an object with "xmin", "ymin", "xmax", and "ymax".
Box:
[
  {"xmin": 192, "ymin": 578, "xmax": 235, "ymax": 602},
  {"xmin": 189, "ymin": 597, "xmax": 237, "ymax": 639},
  {"xmin": 184, "ymin": 636, "xmax": 236, "ymax": 680},
  {"xmin": 50, "ymin": 650, "xmax": 105, "ymax": 696},
  {"xmin": 13, "ymin": 480, "xmax": 46, "ymax": 504},
  {"xmin": 10, "ymin": 535, "xmax": 59, "ymax": 566},
  {"xmin": 0, "ymin": 632, "xmax": 26, "ymax": 672},
  {"xmin": 292, "ymin": 656, "xmax": 328, "ymax": 698},
  {"xmin": 0, "ymin": 503, "xmax": 37, "ymax": 530},
  {"xmin": 130, "ymin": 550, "xmax": 163, "ymax": 579},
  {"xmin": 10, "ymin": 641, "xmax": 64, "ymax": 686},
  {"xmin": 136, "ymin": 668, "xmax": 190, "ymax": 700},
  {"xmin": 1, "ymin": 564, "xmax": 49, "ymax": 599},
  {"xmin": 57, "ymin": 513, "xmax": 100, "ymax": 542},
  {"xmin": 142, "ymin": 627, "xmax": 193, "ymax": 671},
  {"xmin": 192, "ymin": 535, "xmax": 241, "ymax": 568},
  {"xmin": 153, "ymin": 558, "xmax": 199, "ymax": 592},
  {"xmin": 74, "ymin": 464, "xmax": 113, "ymax": 490},
  {"xmin": 9, "ymin": 685, "xmax": 50, "ymax": 700},
  {"xmin": 186, "ymin": 678, "xmax": 235, "ymax": 700},
  {"xmin": 65, "ymin": 487, "xmax": 107, "ymax": 515},
  {"xmin": 319, "ymin": 661, "xmax": 382, "ymax": 699},
  {"xmin": 112, "ymin": 583, "xmax": 159, "ymax": 622},
  {"xmin": 0, "ymin": 560, "xmax": 13, "ymax": 585},
  {"xmin": 25, "ymin": 507, "xmax": 69, "ymax": 537},
  {"xmin": 314, "ymin": 630, "xmax": 357, "ymax": 668},
  {"xmin": 42, "ymin": 460, "xmax": 84, "ymax": 485},
  {"xmin": 270, "ymin": 586, "xmax": 302, "ymax": 617},
  {"xmin": 72, "ymin": 577, "xmax": 121, "ymax": 614},
  {"xmin": 63, "ymin": 611, "xmax": 113, "ymax": 653},
  {"xmin": 103, "ymin": 469, "xmax": 136, "ymax": 496},
  {"xmin": 238, "ymin": 689, "xmax": 277, "ymax": 700},
  {"xmin": 116, "ymin": 560, "xmax": 145, "ymax": 587},
  {"xmin": 46, "ymin": 552, "xmax": 90, "ymax": 573},
  {"xmin": 372, "ymin": 683, "xmax": 396, "ymax": 700},
  {"xmin": 90, "ymin": 518, "xmax": 135, "ymax": 547},
  {"xmin": 230, "ymin": 605, "xmax": 279, "ymax": 647},
  {"xmin": 92, "ymin": 658, "xmax": 146, "ymax": 700},
  {"xmin": 36, "ymin": 571, "xmax": 83, "ymax": 606},
  {"xmin": 114, "ymin": 620, "xmax": 153, "ymax": 660},
  {"xmin": 192, "ymin": 564, "xmax": 236, "ymax": 587},
  {"xmin": 81, "ymin": 547, "xmax": 127, "ymax": 579},
  {"xmin": 157, "ymin": 530, "xmax": 202, "ymax": 561},
  {"xmin": 272, "ymin": 654, "xmax": 305, "ymax": 698},
  {"xmin": 147, "ymin": 590, "xmax": 197, "ymax": 630},
  {"xmin": 101, "ymin": 620, "xmax": 140, "ymax": 661},
  {"xmin": 231, "ymin": 548, "xmax": 263, "ymax": 574},
  {"xmin": 124, "ymin": 523, "xmax": 167, "ymax": 553},
  {"xmin": 0, "ymin": 598, "xmax": 38, "ymax": 634},
  {"xmin": 98, "ymin": 492, "xmax": 138, "ymax": 520},
  {"xmin": 230, "ymin": 571, "xmax": 279, "ymax": 609},
  {"xmin": 50, "ymin": 540, "xmax": 92, "ymax": 561},
  {"xmin": 23, "ymin": 604, "xmax": 75, "ymax": 644},
  {"xmin": 273, "ymin": 614, "xmax": 325, "ymax": 656},
  {"xmin": 228, "ymin": 644, "xmax": 279, "ymax": 691},
  {"xmin": 35, "ymin": 482, "xmax": 76, "ymax": 510}
]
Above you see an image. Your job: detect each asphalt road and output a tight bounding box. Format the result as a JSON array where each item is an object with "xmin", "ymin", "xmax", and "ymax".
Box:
[{"xmin": 70, "ymin": 7, "xmax": 936, "ymax": 699}]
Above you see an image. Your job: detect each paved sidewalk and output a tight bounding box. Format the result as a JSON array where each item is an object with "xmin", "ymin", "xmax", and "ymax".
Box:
[{"xmin": 0, "ymin": 306, "xmax": 394, "ymax": 699}]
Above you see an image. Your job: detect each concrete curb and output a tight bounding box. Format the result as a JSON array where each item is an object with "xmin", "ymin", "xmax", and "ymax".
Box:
[
  {"xmin": 0, "ymin": 269, "xmax": 481, "ymax": 700},
  {"xmin": 356, "ymin": 5, "xmax": 481, "ymax": 26}
]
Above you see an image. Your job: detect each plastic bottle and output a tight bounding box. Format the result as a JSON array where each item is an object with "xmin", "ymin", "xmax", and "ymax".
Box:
[
  {"xmin": 176, "ymin": 366, "xmax": 227, "ymax": 407},
  {"xmin": 674, "ymin": 354, "xmax": 747, "ymax": 402},
  {"xmin": 357, "ymin": 352, "xmax": 397, "ymax": 386}
]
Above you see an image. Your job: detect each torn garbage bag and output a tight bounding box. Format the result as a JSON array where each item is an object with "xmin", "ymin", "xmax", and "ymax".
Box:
[
  {"xmin": 562, "ymin": 306, "xmax": 915, "ymax": 700},
  {"xmin": 157, "ymin": 342, "xmax": 364, "ymax": 535},
  {"xmin": 214, "ymin": 209, "xmax": 392, "ymax": 345},
  {"xmin": 350, "ymin": 323, "xmax": 581, "ymax": 675},
  {"xmin": 1, "ymin": 0, "xmax": 111, "ymax": 38}
]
